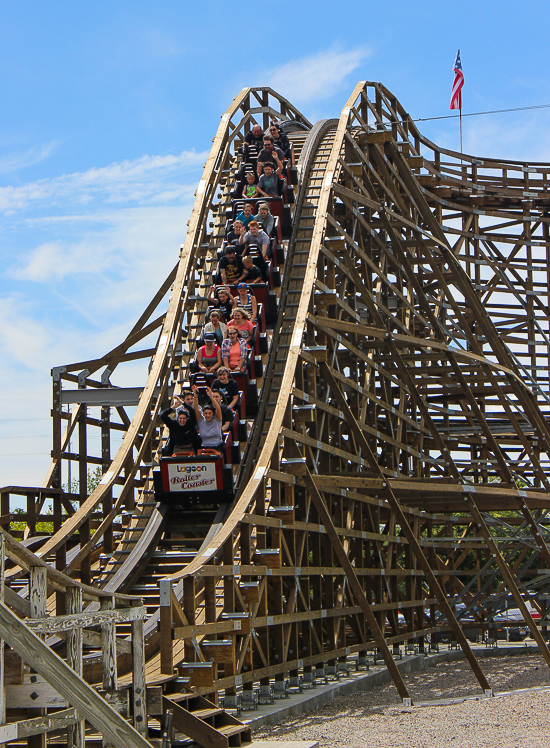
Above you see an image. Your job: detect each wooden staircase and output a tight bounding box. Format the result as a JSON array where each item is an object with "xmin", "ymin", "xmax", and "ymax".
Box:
[{"xmin": 161, "ymin": 694, "xmax": 251, "ymax": 748}]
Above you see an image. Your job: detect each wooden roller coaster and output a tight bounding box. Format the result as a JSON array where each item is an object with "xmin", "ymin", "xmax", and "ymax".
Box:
[{"xmin": 3, "ymin": 82, "xmax": 550, "ymax": 746}]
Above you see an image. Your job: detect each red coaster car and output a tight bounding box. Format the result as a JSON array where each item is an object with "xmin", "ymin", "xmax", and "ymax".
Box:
[{"xmin": 154, "ymin": 454, "xmax": 233, "ymax": 505}]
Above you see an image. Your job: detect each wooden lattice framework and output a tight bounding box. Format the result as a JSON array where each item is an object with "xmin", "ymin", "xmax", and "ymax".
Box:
[{"xmin": 2, "ymin": 82, "xmax": 550, "ymax": 742}]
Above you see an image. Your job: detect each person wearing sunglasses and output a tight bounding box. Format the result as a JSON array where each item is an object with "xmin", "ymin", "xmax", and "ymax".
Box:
[
  {"xmin": 221, "ymin": 328, "xmax": 248, "ymax": 372},
  {"xmin": 269, "ymin": 123, "xmax": 291, "ymax": 159}
]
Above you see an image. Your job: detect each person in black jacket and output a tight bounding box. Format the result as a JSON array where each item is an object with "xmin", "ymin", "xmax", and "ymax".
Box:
[
  {"xmin": 269, "ymin": 123, "xmax": 291, "ymax": 159},
  {"xmin": 176, "ymin": 390, "xmax": 197, "ymax": 428},
  {"xmin": 160, "ymin": 398, "xmax": 201, "ymax": 455}
]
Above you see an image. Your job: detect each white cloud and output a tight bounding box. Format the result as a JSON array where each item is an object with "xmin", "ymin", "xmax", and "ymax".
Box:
[
  {"xmin": 0, "ymin": 149, "xmax": 207, "ymax": 215},
  {"xmin": 11, "ymin": 204, "xmax": 189, "ymax": 293},
  {"xmin": 0, "ymin": 141, "xmax": 59, "ymax": 174},
  {"xmin": 0, "ymin": 295, "xmax": 60, "ymax": 372},
  {"xmin": 264, "ymin": 46, "xmax": 371, "ymax": 105}
]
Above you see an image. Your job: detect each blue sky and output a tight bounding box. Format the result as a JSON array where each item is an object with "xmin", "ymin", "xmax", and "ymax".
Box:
[{"xmin": 2, "ymin": 0, "xmax": 550, "ymax": 486}]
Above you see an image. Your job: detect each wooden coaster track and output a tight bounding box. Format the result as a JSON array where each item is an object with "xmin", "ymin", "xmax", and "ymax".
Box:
[{"xmin": 3, "ymin": 82, "xmax": 550, "ymax": 744}]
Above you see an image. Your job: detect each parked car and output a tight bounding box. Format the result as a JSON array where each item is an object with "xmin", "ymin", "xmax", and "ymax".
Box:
[{"xmin": 493, "ymin": 601, "xmax": 539, "ymax": 641}]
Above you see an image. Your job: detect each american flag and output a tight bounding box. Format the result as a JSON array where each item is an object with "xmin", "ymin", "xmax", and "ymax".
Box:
[{"xmin": 450, "ymin": 50, "xmax": 464, "ymax": 110}]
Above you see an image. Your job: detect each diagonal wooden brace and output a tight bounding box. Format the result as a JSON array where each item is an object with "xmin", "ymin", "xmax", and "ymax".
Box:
[
  {"xmin": 320, "ymin": 361, "xmax": 493, "ymax": 695},
  {"xmin": 302, "ymin": 468, "xmax": 411, "ymax": 702}
]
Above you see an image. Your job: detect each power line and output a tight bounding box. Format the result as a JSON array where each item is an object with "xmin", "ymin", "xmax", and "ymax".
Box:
[
  {"xmin": 0, "ymin": 435, "xmax": 49, "ymax": 439},
  {"xmin": 0, "ymin": 418, "xmax": 50, "ymax": 422},
  {"xmin": 0, "ymin": 453, "xmax": 48, "ymax": 457},
  {"xmin": 412, "ymin": 103, "xmax": 550, "ymax": 125}
]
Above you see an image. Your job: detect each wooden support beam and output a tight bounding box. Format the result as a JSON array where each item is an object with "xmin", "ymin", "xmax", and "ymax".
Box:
[
  {"xmin": 0, "ymin": 534, "xmax": 4, "ymax": 726},
  {"xmin": 66, "ymin": 586, "xmax": 84, "ymax": 748},
  {"xmin": 0, "ymin": 600, "xmax": 151, "ymax": 748},
  {"xmin": 0, "ymin": 708, "xmax": 78, "ymax": 742},
  {"xmin": 159, "ymin": 579, "xmax": 173, "ymax": 675},
  {"xmin": 320, "ymin": 361, "xmax": 493, "ymax": 696},
  {"xmin": 302, "ymin": 468, "xmax": 411, "ymax": 703},
  {"xmin": 131, "ymin": 600, "xmax": 147, "ymax": 736},
  {"xmin": 100, "ymin": 596, "xmax": 118, "ymax": 692}
]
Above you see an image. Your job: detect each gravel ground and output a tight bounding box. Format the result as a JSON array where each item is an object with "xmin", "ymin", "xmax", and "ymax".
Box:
[{"xmin": 252, "ymin": 654, "xmax": 550, "ymax": 747}]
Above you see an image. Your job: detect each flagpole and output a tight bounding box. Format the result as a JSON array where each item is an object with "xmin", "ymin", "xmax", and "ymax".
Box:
[{"xmin": 450, "ymin": 49, "xmax": 464, "ymax": 160}]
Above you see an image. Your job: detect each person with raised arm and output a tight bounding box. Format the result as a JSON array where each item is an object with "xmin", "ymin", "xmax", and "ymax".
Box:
[
  {"xmin": 238, "ymin": 220, "xmax": 270, "ymax": 261},
  {"xmin": 160, "ymin": 396, "xmax": 201, "ymax": 455},
  {"xmin": 257, "ymin": 162, "xmax": 282, "ymax": 197},
  {"xmin": 193, "ymin": 385, "xmax": 224, "ymax": 454},
  {"xmin": 208, "ymin": 285, "xmax": 237, "ymax": 321}
]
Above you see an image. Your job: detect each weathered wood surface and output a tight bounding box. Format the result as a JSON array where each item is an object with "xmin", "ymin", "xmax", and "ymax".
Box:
[
  {"xmin": 0, "ymin": 600, "xmax": 152, "ymax": 748},
  {"xmin": 5, "ymin": 82, "xmax": 550, "ymax": 722},
  {"xmin": 0, "ymin": 708, "xmax": 78, "ymax": 742},
  {"xmin": 26, "ymin": 605, "xmax": 146, "ymax": 635}
]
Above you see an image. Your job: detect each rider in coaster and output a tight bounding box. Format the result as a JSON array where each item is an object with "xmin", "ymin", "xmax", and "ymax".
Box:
[
  {"xmin": 176, "ymin": 389, "xmax": 197, "ymax": 428},
  {"xmin": 236, "ymin": 255, "xmax": 264, "ymax": 285},
  {"xmin": 242, "ymin": 171, "xmax": 259, "ymax": 199},
  {"xmin": 221, "ymin": 328, "xmax": 248, "ymax": 371},
  {"xmin": 235, "ymin": 282, "xmax": 257, "ymax": 322},
  {"xmin": 193, "ymin": 385, "xmax": 224, "ymax": 453},
  {"xmin": 160, "ymin": 396, "xmax": 201, "ymax": 455},
  {"xmin": 227, "ymin": 308, "xmax": 254, "ymax": 341},
  {"xmin": 196, "ymin": 332, "xmax": 222, "ymax": 373},
  {"xmin": 212, "ymin": 367, "xmax": 239, "ymax": 409},
  {"xmin": 235, "ymin": 203, "xmax": 255, "ymax": 230},
  {"xmin": 208, "ymin": 285, "xmax": 236, "ymax": 322},
  {"xmin": 218, "ymin": 245, "xmax": 243, "ymax": 285},
  {"xmin": 269, "ymin": 123, "xmax": 291, "ymax": 159},
  {"xmin": 254, "ymin": 203, "xmax": 275, "ymax": 236},
  {"xmin": 202, "ymin": 310, "xmax": 227, "ymax": 346},
  {"xmin": 210, "ymin": 389, "xmax": 234, "ymax": 432}
]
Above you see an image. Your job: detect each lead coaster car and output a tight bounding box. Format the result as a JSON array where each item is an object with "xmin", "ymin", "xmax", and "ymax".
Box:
[{"xmin": 153, "ymin": 453, "xmax": 234, "ymax": 506}]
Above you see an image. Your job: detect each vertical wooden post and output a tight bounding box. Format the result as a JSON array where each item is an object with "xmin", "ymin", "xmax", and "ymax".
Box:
[
  {"xmin": 0, "ymin": 491, "xmax": 10, "ymax": 535},
  {"xmin": 53, "ymin": 495, "xmax": 66, "ymax": 616},
  {"xmin": 101, "ymin": 406, "xmax": 113, "ymax": 555},
  {"xmin": 159, "ymin": 580, "xmax": 173, "ymax": 675},
  {"xmin": 29, "ymin": 566, "xmax": 48, "ymax": 748},
  {"xmin": 130, "ymin": 600, "xmax": 147, "ymax": 736},
  {"xmin": 100, "ymin": 596, "xmax": 117, "ymax": 692},
  {"xmin": 202, "ymin": 575, "xmax": 217, "ymax": 704},
  {"xmin": 29, "ymin": 566, "xmax": 47, "ymax": 620},
  {"xmin": 0, "ymin": 533, "xmax": 5, "ymax": 726},
  {"xmin": 27, "ymin": 492, "xmax": 37, "ymax": 537},
  {"xmin": 78, "ymin": 407, "xmax": 90, "ymax": 585},
  {"xmin": 183, "ymin": 577, "xmax": 196, "ymax": 664},
  {"xmin": 66, "ymin": 586, "xmax": 84, "ymax": 748},
  {"xmin": 51, "ymin": 372, "xmax": 62, "ymax": 491}
]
